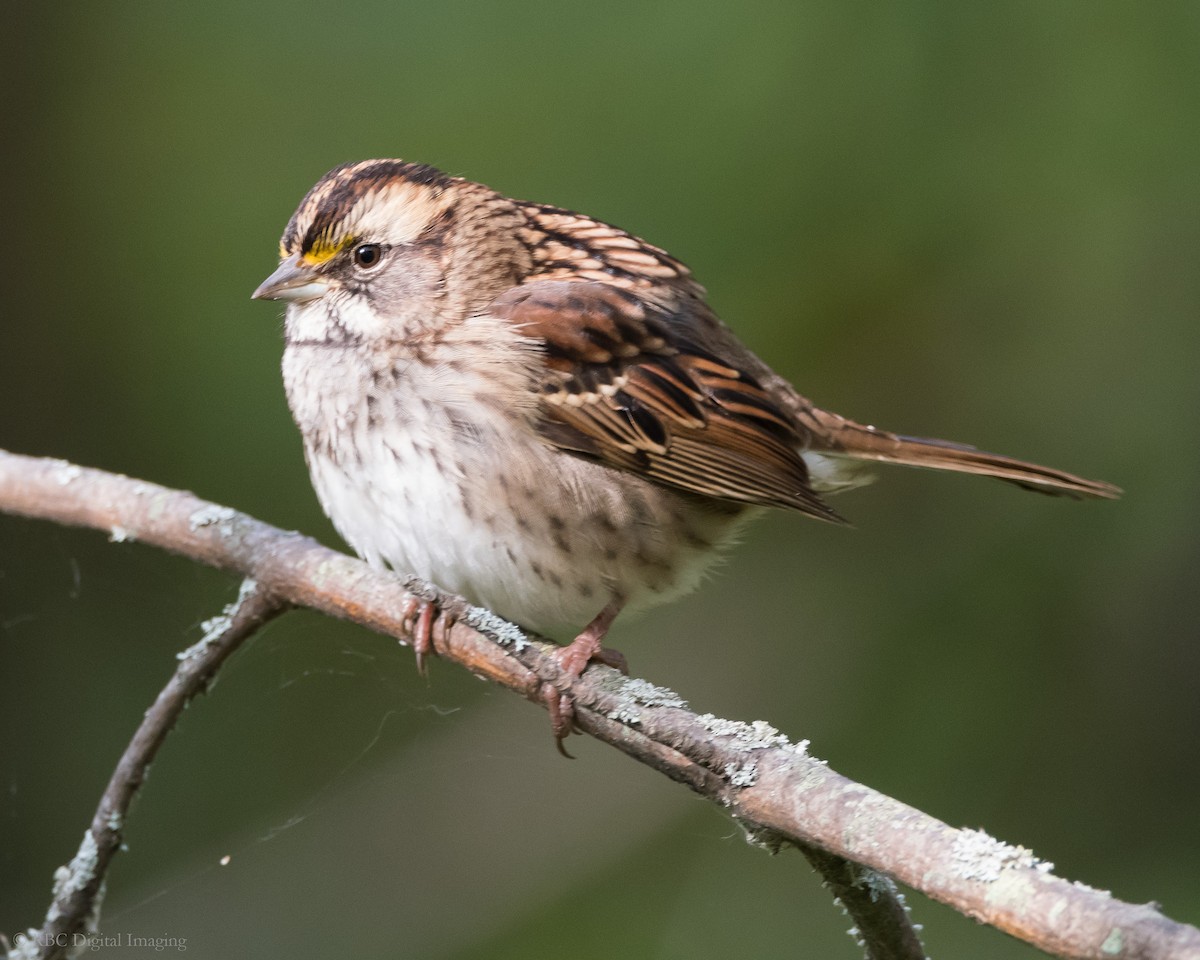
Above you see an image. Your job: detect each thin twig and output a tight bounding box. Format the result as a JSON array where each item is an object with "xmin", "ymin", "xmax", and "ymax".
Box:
[
  {"xmin": 7, "ymin": 578, "xmax": 287, "ymax": 960},
  {"xmin": 795, "ymin": 845, "xmax": 927, "ymax": 960},
  {"xmin": 2, "ymin": 449, "xmax": 1198, "ymax": 960}
]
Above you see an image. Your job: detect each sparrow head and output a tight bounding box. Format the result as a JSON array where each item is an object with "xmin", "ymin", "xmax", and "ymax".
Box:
[{"xmin": 253, "ymin": 159, "xmax": 532, "ymax": 342}]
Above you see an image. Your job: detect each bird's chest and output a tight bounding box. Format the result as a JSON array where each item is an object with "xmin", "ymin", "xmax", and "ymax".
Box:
[
  {"xmin": 283, "ymin": 343, "xmax": 535, "ymax": 565},
  {"xmin": 281, "ymin": 342, "xmax": 748, "ymax": 636}
]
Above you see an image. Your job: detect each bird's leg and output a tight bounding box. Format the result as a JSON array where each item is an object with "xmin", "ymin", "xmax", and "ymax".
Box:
[{"xmin": 542, "ymin": 599, "xmax": 628, "ymax": 756}]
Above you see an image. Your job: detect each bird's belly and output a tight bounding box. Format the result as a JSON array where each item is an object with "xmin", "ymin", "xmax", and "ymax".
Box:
[{"xmin": 304, "ymin": 425, "xmax": 750, "ymax": 639}]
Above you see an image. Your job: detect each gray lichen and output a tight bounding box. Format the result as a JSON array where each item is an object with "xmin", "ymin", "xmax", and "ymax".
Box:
[
  {"xmin": 696, "ymin": 714, "xmax": 795, "ymax": 751},
  {"xmin": 950, "ymin": 828, "xmax": 1054, "ymax": 882},
  {"xmin": 47, "ymin": 829, "xmax": 99, "ymax": 921},
  {"xmin": 179, "ymin": 579, "xmax": 259, "ymax": 661},
  {"xmin": 620, "ymin": 677, "xmax": 688, "ymax": 710},
  {"xmin": 187, "ymin": 504, "xmax": 237, "ymax": 532},
  {"xmin": 461, "ymin": 604, "xmax": 529, "ymax": 652},
  {"xmin": 1100, "ymin": 926, "xmax": 1125, "ymax": 955},
  {"xmin": 724, "ymin": 759, "xmax": 760, "ymax": 787}
]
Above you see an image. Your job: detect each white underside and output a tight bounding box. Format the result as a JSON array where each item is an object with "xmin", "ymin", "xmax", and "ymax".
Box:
[{"xmin": 283, "ymin": 309, "xmax": 755, "ymax": 638}]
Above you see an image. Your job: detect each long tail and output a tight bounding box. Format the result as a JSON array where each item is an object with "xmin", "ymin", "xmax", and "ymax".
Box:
[{"xmin": 799, "ymin": 407, "xmax": 1121, "ymax": 500}]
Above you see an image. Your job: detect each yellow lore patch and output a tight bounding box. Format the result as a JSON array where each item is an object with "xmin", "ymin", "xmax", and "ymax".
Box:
[{"xmin": 299, "ymin": 232, "xmax": 355, "ymax": 266}]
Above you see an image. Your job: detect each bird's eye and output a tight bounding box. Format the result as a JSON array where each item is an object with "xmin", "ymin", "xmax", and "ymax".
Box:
[{"xmin": 352, "ymin": 243, "xmax": 383, "ymax": 269}]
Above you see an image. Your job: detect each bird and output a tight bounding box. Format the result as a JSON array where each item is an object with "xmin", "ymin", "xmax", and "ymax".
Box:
[{"xmin": 253, "ymin": 158, "xmax": 1120, "ymax": 750}]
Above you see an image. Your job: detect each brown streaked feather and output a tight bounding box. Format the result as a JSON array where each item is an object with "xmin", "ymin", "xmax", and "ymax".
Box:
[
  {"xmin": 796, "ymin": 407, "xmax": 1122, "ymax": 499},
  {"xmin": 517, "ymin": 203, "xmax": 702, "ymax": 294},
  {"xmin": 490, "ymin": 280, "xmax": 845, "ymax": 522}
]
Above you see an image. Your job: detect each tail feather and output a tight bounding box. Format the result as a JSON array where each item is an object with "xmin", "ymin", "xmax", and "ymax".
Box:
[{"xmin": 800, "ymin": 408, "xmax": 1121, "ymax": 500}]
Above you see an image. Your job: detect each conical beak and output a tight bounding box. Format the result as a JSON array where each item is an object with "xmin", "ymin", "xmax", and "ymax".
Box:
[{"xmin": 252, "ymin": 255, "xmax": 329, "ymax": 303}]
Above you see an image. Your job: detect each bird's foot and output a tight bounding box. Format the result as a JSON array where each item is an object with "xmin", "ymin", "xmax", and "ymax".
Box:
[{"xmin": 539, "ymin": 601, "xmax": 627, "ymax": 758}]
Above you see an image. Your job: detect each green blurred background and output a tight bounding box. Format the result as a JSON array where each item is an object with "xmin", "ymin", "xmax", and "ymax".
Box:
[{"xmin": 3, "ymin": 2, "xmax": 1197, "ymax": 957}]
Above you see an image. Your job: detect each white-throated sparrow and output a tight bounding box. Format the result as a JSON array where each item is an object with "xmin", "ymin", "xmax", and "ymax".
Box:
[{"xmin": 254, "ymin": 159, "xmax": 1119, "ymax": 748}]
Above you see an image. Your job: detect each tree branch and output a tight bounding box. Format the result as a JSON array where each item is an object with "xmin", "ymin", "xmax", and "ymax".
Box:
[{"xmin": 2, "ymin": 449, "xmax": 1197, "ymax": 960}]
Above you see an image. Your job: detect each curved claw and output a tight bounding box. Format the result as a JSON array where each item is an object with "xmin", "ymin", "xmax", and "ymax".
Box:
[
  {"xmin": 541, "ymin": 685, "xmax": 578, "ymax": 759},
  {"xmin": 400, "ymin": 596, "xmax": 440, "ymax": 677}
]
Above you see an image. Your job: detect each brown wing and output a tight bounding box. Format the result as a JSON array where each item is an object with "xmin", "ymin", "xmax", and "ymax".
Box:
[{"xmin": 490, "ymin": 280, "xmax": 844, "ymax": 522}]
